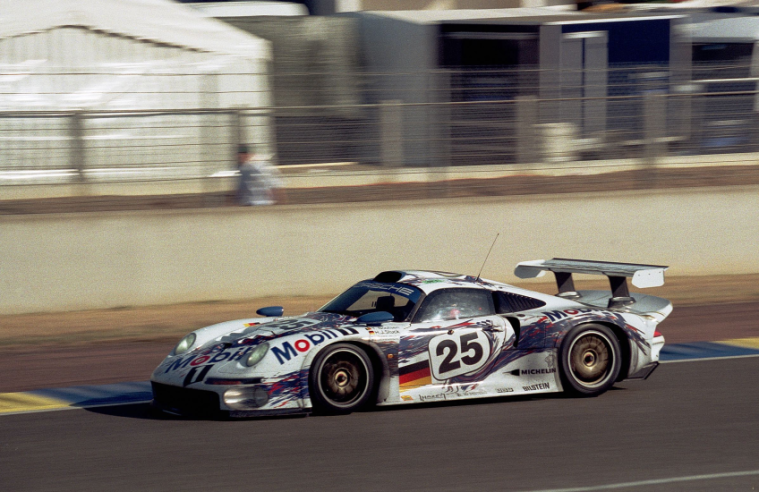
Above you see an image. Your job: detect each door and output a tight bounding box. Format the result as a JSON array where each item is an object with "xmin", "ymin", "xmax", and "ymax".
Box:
[{"xmin": 398, "ymin": 288, "xmax": 515, "ymax": 397}]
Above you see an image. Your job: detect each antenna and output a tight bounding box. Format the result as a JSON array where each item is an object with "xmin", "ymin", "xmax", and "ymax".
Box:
[{"xmin": 476, "ymin": 233, "xmax": 500, "ymax": 282}]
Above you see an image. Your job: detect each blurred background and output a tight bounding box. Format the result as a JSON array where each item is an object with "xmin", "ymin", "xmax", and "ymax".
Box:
[
  {"xmin": 4, "ymin": 0, "xmax": 759, "ymax": 206},
  {"xmin": 3, "ymin": 0, "xmax": 759, "ymax": 316},
  {"xmin": 4, "ymin": 5, "xmax": 759, "ymax": 490}
]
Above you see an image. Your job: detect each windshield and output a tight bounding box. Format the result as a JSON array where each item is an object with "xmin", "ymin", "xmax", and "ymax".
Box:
[{"xmin": 319, "ymin": 281, "xmax": 422, "ymax": 322}]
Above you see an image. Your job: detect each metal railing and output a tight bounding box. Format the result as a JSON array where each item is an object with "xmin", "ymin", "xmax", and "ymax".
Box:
[{"xmin": 3, "ymin": 64, "xmax": 759, "ymax": 202}]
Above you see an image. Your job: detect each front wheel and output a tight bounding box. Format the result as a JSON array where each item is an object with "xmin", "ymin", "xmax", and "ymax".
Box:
[
  {"xmin": 309, "ymin": 343, "xmax": 375, "ymax": 414},
  {"xmin": 559, "ymin": 324, "xmax": 621, "ymax": 397}
]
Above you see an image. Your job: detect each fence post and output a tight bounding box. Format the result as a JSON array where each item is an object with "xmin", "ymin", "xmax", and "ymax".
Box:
[
  {"xmin": 69, "ymin": 111, "xmax": 85, "ymax": 183},
  {"xmin": 644, "ymin": 92, "xmax": 666, "ymax": 185},
  {"xmin": 380, "ymin": 100, "xmax": 404, "ymax": 169},
  {"xmin": 516, "ymin": 96, "xmax": 538, "ymax": 164},
  {"xmin": 231, "ymin": 109, "xmax": 243, "ymax": 167},
  {"xmin": 430, "ymin": 69, "xmax": 451, "ymax": 198}
]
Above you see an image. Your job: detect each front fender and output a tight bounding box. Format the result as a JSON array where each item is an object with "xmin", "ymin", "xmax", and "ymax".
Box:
[
  {"xmin": 298, "ymin": 335, "xmax": 394, "ymax": 404},
  {"xmin": 264, "ymin": 326, "xmax": 382, "ymax": 407}
]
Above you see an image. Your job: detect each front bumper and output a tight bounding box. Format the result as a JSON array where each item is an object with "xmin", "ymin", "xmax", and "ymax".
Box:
[
  {"xmin": 152, "ymin": 382, "xmax": 221, "ymax": 417},
  {"xmin": 151, "ymin": 381, "xmax": 308, "ymax": 418}
]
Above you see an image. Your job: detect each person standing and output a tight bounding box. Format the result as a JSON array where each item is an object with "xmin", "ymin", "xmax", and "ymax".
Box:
[{"xmin": 236, "ymin": 144, "xmax": 285, "ymax": 206}]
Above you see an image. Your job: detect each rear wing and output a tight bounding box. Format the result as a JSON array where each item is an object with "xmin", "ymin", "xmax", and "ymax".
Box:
[{"xmin": 514, "ymin": 258, "xmax": 668, "ymax": 309}]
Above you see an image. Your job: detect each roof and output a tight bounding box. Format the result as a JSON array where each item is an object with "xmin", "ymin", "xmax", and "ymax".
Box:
[
  {"xmin": 360, "ymin": 8, "xmax": 681, "ymax": 26},
  {"xmin": 370, "ymin": 270, "xmax": 496, "ymax": 293},
  {"xmin": 188, "ymin": 1, "xmax": 308, "ymax": 17},
  {"xmin": 0, "ymin": 0, "xmax": 269, "ymax": 59},
  {"xmin": 360, "ymin": 7, "xmax": 581, "ymax": 24},
  {"xmin": 691, "ymin": 16, "xmax": 759, "ymax": 42}
]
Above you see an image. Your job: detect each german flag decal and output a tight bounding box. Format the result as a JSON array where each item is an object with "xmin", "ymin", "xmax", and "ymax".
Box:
[{"xmin": 399, "ymin": 360, "xmax": 431, "ymax": 391}]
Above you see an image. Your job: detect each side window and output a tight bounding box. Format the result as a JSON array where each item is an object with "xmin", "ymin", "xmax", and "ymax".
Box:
[
  {"xmin": 493, "ymin": 291, "xmax": 513, "ymax": 314},
  {"xmin": 494, "ymin": 291, "xmax": 547, "ymax": 313},
  {"xmin": 414, "ymin": 289, "xmax": 495, "ymax": 322}
]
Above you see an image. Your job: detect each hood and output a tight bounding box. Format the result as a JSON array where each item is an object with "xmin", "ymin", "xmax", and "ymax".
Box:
[
  {"xmin": 152, "ymin": 312, "xmax": 359, "ymax": 382},
  {"xmin": 195, "ymin": 312, "xmax": 355, "ymax": 350}
]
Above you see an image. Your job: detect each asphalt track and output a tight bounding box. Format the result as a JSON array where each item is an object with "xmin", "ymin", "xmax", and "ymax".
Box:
[{"xmin": 1, "ymin": 353, "xmax": 758, "ymax": 492}]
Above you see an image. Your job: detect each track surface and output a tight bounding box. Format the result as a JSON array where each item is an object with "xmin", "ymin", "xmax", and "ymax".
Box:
[
  {"xmin": 1, "ymin": 357, "xmax": 758, "ymax": 492},
  {"xmin": 1, "ymin": 302, "xmax": 758, "ymax": 491}
]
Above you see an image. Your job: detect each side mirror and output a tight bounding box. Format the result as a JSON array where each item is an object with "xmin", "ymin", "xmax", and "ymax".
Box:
[
  {"xmin": 356, "ymin": 311, "xmax": 394, "ymax": 325},
  {"xmin": 256, "ymin": 306, "xmax": 284, "ymax": 317}
]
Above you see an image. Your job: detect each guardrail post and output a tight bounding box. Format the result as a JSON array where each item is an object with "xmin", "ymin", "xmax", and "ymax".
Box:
[
  {"xmin": 380, "ymin": 100, "xmax": 404, "ymax": 169},
  {"xmin": 516, "ymin": 96, "xmax": 538, "ymax": 164},
  {"xmin": 430, "ymin": 69, "xmax": 451, "ymax": 198},
  {"xmin": 644, "ymin": 92, "xmax": 666, "ymax": 186},
  {"xmin": 69, "ymin": 111, "xmax": 85, "ymax": 183},
  {"xmin": 231, "ymin": 109, "xmax": 243, "ymax": 168}
]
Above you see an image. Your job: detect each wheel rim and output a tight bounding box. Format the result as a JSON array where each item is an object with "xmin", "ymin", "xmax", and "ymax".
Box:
[
  {"xmin": 318, "ymin": 349, "xmax": 369, "ymax": 408},
  {"xmin": 568, "ymin": 331, "xmax": 613, "ymax": 388}
]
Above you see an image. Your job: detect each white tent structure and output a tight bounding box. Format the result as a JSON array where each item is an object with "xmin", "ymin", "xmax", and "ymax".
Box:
[{"xmin": 0, "ymin": 0, "xmax": 273, "ymax": 188}]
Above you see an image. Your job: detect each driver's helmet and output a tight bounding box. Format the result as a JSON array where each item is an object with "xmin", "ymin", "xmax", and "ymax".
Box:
[{"xmin": 436, "ymin": 304, "xmax": 461, "ymax": 320}]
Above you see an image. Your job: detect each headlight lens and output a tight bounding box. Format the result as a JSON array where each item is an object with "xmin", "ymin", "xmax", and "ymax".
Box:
[
  {"xmin": 173, "ymin": 333, "xmax": 196, "ymax": 355},
  {"xmin": 245, "ymin": 342, "xmax": 269, "ymax": 367}
]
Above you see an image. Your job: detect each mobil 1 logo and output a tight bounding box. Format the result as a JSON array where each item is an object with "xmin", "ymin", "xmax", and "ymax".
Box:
[{"xmin": 428, "ymin": 330, "xmax": 490, "ymax": 380}]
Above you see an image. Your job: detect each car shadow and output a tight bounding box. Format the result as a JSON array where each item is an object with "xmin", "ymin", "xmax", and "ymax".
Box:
[{"xmin": 84, "ymin": 386, "xmax": 625, "ymax": 421}]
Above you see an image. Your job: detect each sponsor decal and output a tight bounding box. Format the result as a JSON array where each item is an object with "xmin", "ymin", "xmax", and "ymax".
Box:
[
  {"xmin": 422, "ymin": 279, "xmax": 445, "ymax": 284},
  {"xmin": 374, "ymin": 330, "xmax": 400, "ymax": 335},
  {"xmin": 272, "ymin": 327, "xmax": 359, "ymax": 365},
  {"xmin": 521, "ymin": 368, "xmax": 557, "ymax": 375},
  {"xmin": 356, "ymin": 281, "xmax": 419, "ymax": 299},
  {"xmin": 399, "ymin": 360, "xmax": 431, "ymax": 391},
  {"xmin": 401, "ymin": 395, "xmax": 413, "ymax": 401},
  {"xmin": 505, "ymin": 367, "xmax": 557, "ymax": 376},
  {"xmin": 418, "ymin": 392, "xmax": 446, "ymax": 402},
  {"xmin": 496, "ymin": 387, "xmax": 514, "ymax": 394},
  {"xmin": 539, "ymin": 308, "xmax": 610, "ymax": 323},
  {"xmin": 164, "ymin": 347, "xmax": 252, "ymax": 374},
  {"xmin": 428, "ymin": 330, "xmax": 490, "ymax": 380},
  {"xmin": 183, "ymin": 365, "xmax": 213, "ymax": 386},
  {"xmin": 418, "ymin": 389, "xmax": 487, "ymax": 402},
  {"xmin": 265, "ymin": 319, "xmax": 322, "ymax": 332},
  {"xmin": 523, "ymin": 383, "xmax": 550, "ymax": 391}
]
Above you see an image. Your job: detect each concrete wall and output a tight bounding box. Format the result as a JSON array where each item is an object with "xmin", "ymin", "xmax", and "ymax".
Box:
[{"xmin": 2, "ymin": 186, "xmax": 758, "ymax": 315}]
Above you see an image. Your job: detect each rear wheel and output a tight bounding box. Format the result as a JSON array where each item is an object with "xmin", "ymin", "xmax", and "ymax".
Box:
[
  {"xmin": 309, "ymin": 343, "xmax": 375, "ymax": 414},
  {"xmin": 559, "ymin": 324, "xmax": 621, "ymax": 397}
]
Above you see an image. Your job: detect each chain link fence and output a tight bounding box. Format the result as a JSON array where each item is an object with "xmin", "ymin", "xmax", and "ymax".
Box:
[{"xmin": 3, "ymin": 64, "xmax": 759, "ymax": 203}]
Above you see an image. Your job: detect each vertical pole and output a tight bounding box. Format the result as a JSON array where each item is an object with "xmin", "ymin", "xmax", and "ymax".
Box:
[
  {"xmin": 231, "ymin": 109, "xmax": 242, "ymax": 169},
  {"xmin": 516, "ymin": 96, "xmax": 538, "ymax": 164},
  {"xmin": 644, "ymin": 92, "xmax": 666, "ymax": 187},
  {"xmin": 202, "ymin": 73, "xmax": 219, "ymax": 205},
  {"xmin": 69, "ymin": 111, "xmax": 85, "ymax": 184},
  {"xmin": 380, "ymin": 100, "xmax": 404, "ymax": 169},
  {"xmin": 434, "ymin": 68, "xmax": 451, "ymax": 198}
]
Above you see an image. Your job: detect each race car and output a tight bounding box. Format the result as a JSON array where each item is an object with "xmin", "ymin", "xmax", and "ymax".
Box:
[{"xmin": 151, "ymin": 258, "xmax": 671, "ymax": 417}]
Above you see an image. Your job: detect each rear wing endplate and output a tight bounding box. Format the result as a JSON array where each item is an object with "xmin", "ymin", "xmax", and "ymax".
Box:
[{"xmin": 514, "ymin": 258, "xmax": 668, "ymax": 309}]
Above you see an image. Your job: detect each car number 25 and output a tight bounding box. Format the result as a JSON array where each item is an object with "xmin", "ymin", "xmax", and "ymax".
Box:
[{"xmin": 428, "ymin": 330, "xmax": 490, "ymax": 380}]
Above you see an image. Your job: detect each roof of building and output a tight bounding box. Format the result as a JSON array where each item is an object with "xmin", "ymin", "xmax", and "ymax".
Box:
[{"xmin": 0, "ymin": 0, "xmax": 269, "ymax": 59}]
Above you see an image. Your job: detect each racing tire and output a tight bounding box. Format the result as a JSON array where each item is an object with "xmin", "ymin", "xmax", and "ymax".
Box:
[
  {"xmin": 309, "ymin": 343, "xmax": 375, "ymax": 415},
  {"xmin": 559, "ymin": 324, "xmax": 621, "ymax": 397}
]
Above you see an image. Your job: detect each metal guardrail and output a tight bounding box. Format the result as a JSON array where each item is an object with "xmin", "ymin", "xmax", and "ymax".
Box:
[{"xmin": 2, "ymin": 65, "xmax": 759, "ymax": 196}]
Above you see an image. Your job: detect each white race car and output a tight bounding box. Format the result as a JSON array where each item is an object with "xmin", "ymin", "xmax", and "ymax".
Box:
[{"xmin": 151, "ymin": 259, "xmax": 671, "ymax": 417}]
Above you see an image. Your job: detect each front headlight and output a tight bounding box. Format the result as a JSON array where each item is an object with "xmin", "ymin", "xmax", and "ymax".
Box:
[
  {"xmin": 173, "ymin": 333, "xmax": 196, "ymax": 356},
  {"xmin": 245, "ymin": 342, "xmax": 269, "ymax": 367}
]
